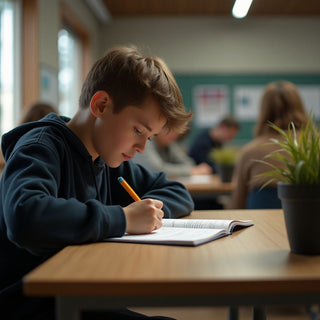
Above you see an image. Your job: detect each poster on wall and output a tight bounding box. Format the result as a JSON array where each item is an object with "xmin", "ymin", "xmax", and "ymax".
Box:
[
  {"xmin": 40, "ymin": 64, "xmax": 59, "ymax": 107},
  {"xmin": 234, "ymin": 85, "xmax": 264, "ymax": 121},
  {"xmin": 298, "ymin": 85, "xmax": 320, "ymax": 120},
  {"xmin": 193, "ymin": 85, "xmax": 229, "ymax": 127},
  {"xmin": 234, "ymin": 84, "xmax": 320, "ymax": 121}
]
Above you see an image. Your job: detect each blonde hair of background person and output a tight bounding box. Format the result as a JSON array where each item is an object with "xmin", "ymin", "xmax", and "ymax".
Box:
[
  {"xmin": 0, "ymin": 102, "xmax": 59, "ymax": 170},
  {"xmin": 228, "ymin": 81, "xmax": 308, "ymax": 209}
]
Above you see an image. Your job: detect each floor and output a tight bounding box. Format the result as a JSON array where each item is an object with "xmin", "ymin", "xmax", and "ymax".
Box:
[{"xmin": 132, "ymin": 305, "xmax": 317, "ymax": 320}]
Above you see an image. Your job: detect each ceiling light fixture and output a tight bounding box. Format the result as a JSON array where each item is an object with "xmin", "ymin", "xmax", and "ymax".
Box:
[{"xmin": 232, "ymin": 0, "xmax": 253, "ymax": 19}]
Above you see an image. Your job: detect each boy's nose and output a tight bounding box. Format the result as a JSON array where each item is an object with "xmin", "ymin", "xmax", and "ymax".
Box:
[{"xmin": 135, "ymin": 140, "xmax": 147, "ymax": 154}]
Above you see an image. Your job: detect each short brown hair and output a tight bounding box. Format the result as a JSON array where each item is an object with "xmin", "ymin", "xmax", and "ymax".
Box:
[
  {"xmin": 254, "ymin": 81, "xmax": 308, "ymax": 137},
  {"xmin": 79, "ymin": 46, "xmax": 192, "ymax": 133},
  {"xmin": 219, "ymin": 116, "xmax": 240, "ymax": 130}
]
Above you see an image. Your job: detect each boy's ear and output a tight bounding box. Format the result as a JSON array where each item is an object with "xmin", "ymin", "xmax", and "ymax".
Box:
[{"xmin": 90, "ymin": 91, "xmax": 112, "ymax": 117}]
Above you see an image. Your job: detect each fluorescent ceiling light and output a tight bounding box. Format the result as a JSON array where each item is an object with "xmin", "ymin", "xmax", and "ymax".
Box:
[{"xmin": 232, "ymin": 0, "xmax": 253, "ymax": 19}]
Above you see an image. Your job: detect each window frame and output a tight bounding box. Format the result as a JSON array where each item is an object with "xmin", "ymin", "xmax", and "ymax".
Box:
[
  {"xmin": 0, "ymin": 0, "xmax": 22, "ymax": 135},
  {"xmin": 22, "ymin": 0, "xmax": 38, "ymax": 110}
]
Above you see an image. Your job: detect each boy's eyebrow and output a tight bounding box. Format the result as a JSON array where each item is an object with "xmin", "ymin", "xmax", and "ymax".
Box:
[
  {"xmin": 138, "ymin": 120, "xmax": 157, "ymax": 134},
  {"xmin": 139, "ymin": 121, "xmax": 152, "ymax": 132},
  {"xmin": 138, "ymin": 119, "xmax": 166, "ymax": 136}
]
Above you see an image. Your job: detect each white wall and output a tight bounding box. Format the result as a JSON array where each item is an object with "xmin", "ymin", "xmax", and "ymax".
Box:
[
  {"xmin": 37, "ymin": 0, "xmax": 102, "ymax": 106},
  {"xmin": 101, "ymin": 17, "xmax": 320, "ymax": 73},
  {"xmin": 39, "ymin": 0, "xmax": 60, "ymax": 70},
  {"xmin": 62, "ymin": 0, "xmax": 102, "ymax": 60},
  {"xmin": 39, "ymin": 0, "xmax": 102, "ymax": 69}
]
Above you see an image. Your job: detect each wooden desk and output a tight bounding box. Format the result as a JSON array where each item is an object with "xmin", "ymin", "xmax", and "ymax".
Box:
[
  {"xmin": 24, "ymin": 210, "xmax": 320, "ymax": 320},
  {"xmin": 175, "ymin": 174, "xmax": 234, "ymax": 194}
]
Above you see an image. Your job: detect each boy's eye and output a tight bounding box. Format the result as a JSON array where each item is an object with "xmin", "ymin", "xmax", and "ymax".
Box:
[
  {"xmin": 148, "ymin": 134, "xmax": 157, "ymax": 141},
  {"xmin": 134, "ymin": 127, "xmax": 143, "ymax": 135}
]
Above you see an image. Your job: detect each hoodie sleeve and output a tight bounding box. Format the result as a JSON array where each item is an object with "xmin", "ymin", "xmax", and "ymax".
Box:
[
  {"xmin": 110, "ymin": 161, "xmax": 194, "ymax": 219},
  {"xmin": 1, "ymin": 137, "xmax": 126, "ymax": 256}
]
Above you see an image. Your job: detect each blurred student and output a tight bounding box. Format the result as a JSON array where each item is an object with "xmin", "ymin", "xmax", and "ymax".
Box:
[
  {"xmin": 0, "ymin": 46, "xmax": 193, "ymax": 319},
  {"xmin": 0, "ymin": 102, "xmax": 59, "ymax": 171},
  {"xmin": 133, "ymin": 130, "xmax": 212, "ymax": 177},
  {"xmin": 18, "ymin": 102, "xmax": 58, "ymax": 124},
  {"xmin": 228, "ymin": 81, "xmax": 308, "ymax": 209},
  {"xmin": 188, "ymin": 116, "xmax": 240, "ymax": 172}
]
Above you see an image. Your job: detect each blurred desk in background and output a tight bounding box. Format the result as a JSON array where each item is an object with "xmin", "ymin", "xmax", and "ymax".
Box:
[{"xmin": 175, "ymin": 174, "xmax": 234, "ymax": 195}]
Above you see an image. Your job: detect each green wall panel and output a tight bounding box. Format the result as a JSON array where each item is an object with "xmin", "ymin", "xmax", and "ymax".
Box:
[{"xmin": 175, "ymin": 73, "xmax": 320, "ymax": 146}]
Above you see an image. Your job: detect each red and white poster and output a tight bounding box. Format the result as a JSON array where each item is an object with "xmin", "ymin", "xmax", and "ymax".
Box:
[{"xmin": 193, "ymin": 85, "xmax": 230, "ymax": 127}]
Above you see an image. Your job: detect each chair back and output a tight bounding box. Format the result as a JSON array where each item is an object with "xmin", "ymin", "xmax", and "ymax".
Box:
[{"xmin": 246, "ymin": 187, "xmax": 282, "ymax": 209}]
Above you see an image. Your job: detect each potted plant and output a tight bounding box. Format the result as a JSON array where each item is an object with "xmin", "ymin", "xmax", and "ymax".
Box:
[
  {"xmin": 258, "ymin": 117, "xmax": 320, "ymax": 255},
  {"xmin": 210, "ymin": 147, "xmax": 239, "ymax": 183}
]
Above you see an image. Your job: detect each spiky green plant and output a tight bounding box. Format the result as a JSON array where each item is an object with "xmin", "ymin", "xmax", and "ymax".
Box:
[{"xmin": 258, "ymin": 117, "xmax": 320, "ymax": 188}]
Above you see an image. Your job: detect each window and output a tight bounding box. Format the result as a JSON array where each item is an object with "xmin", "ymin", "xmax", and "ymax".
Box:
[
  {"xmin": 0, "ymin": 0, "xmax": 20, "ymax": 135},
  {"xmin": 59, "ymin": 2, "xmax": 91, "ymax": 118},
  {"xmin": 58, "ymin": 28, "xmax": 82, "ymax": 118}
]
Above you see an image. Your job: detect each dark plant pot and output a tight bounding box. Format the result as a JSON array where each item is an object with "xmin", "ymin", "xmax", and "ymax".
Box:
[
  {"xmin": 277, "ymin": 182, "xmax": 320, "ymax": 255},
  {"xmin": 216, "ymin": 164, "xmax": 234, "ymax": 183}
]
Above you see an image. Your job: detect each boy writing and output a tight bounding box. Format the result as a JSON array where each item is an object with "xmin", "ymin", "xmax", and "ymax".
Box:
[{"xmin": 0, "ymin": 46, "xmax": 194, "ymax": 319}]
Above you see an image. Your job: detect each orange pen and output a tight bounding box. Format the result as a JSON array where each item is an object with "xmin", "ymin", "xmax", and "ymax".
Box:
[{"xmin": 117, "ymin": 177, "xmax": 141, "ymax": 202}]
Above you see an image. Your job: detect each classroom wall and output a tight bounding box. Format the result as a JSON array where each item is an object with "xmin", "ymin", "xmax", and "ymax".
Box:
[
  {"xmin": 39, "ymin": 0, "xmax": 60, "ymax": 71},
  {"xmin": 101, "ymin": 17, "xmax": 320, "ymax": 73},
  {"xmin": 101, "ymin": 17, "xmax": 320, "ymax": 145},
  {"xmin": 39, "ymin": 0, "xmax": 102, "ymax": 70},
  {"xmin": 36, "ymin": 0, "xmax": 102, "ymax": 107},
  {"xmin": 62, "ymin": 0, "xmax": 102, "ymax": 60}
]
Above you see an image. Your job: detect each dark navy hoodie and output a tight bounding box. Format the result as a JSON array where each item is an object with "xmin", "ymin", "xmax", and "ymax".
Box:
[{"xmin": 0, "ymin": 113, "xmax": 193, "ymax": 297}]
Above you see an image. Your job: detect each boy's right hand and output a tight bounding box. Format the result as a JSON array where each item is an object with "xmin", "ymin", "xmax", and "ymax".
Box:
[{"xmin": 123, "ymin": 199, "xmax": 164, "ymax": 235}]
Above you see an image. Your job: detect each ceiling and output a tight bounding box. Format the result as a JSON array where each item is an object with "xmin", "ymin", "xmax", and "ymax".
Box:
[{"xmin": 102, "ymin": 0, "xmax": 320, "ymax": 17}]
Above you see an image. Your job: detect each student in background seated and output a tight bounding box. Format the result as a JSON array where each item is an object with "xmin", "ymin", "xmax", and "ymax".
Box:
[
  {"xmin": 228, "ymin": 81, "xmax": 308, "ymax": 209},
  {"xmin": 188, "ymin": 116, "xmax": 240, "ymax": 173},
  {"xmin": 133, "ymin": 129, "xmax": 212, "ymax": 177},
  {"xmin": 0, "ymin": 46, "xmax": 194, "ymax": 320},
  {"xmin": 0, "ymin": 102, "xmax": 59, "ymax": 172},
  {"xmin": 18, "ymin": 102, "xmax": 58, "ymax": 124}
]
